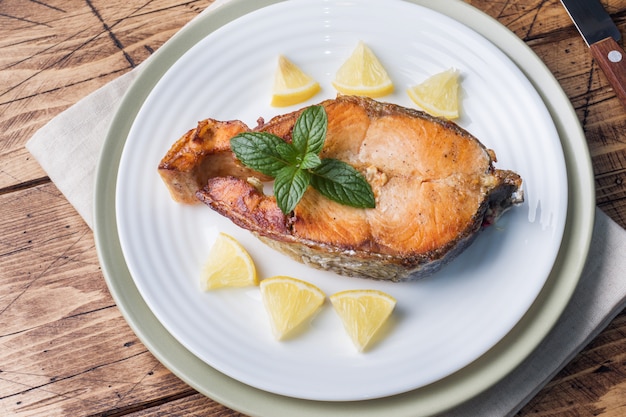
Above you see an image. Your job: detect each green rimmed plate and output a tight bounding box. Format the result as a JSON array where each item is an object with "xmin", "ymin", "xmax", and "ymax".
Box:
[{"xmin": 94, "ymin": 0, "xmax": 594, "ymax": 415}]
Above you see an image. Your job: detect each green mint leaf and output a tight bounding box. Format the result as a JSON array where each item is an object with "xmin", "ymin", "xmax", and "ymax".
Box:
[
  {"xmin": 229, "ymin": 106, "xmax": 376, "ymax": 214},
  {"xmin": 274, "ymin": 165, "xmax": 311, "ymax": 214},
  {"xmin": 292, "ymin": 105, "xmax": 327, "ymax": 156},
  {"xmin": 298, "ymin": 152, "xmax": 322, "ymax": 170},
  {"xmin": 311, "ymin": 159, "xmax": 375, "ymax": 208},
  {"xmin": 230, "ymin": 132, "xmax": 294, "ymax": 177}
]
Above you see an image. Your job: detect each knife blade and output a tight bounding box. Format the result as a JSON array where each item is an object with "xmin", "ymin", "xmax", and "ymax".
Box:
[{"xmin": 561, "ymin": 0, "xmax": 626, "ymax": 109}]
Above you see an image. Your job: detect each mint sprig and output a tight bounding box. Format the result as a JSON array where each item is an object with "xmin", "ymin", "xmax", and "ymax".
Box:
[
  {"xmin": 230, "ymin": 106, "xmax": 375, "ymax": 214},
  {"xmin": 310, "ymin": 158, "xmax": 376, "ymax": 208}
]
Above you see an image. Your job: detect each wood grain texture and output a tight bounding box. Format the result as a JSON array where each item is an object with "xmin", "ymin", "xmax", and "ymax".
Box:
[
  {"xmin": 0, "ymin": 0, "xmax": 211, "ymax": 189},
  {"xmin": 1, "ymin": 0, "xmax": 626, "ymax": 416}
]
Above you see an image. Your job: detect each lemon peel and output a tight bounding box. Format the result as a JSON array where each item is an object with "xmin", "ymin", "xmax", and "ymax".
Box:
[
  {"xmin": 332, "ymin": 41, "xmax": 394, "ymax": 98},
  {"xmin": 200, "ymin": 232, "xmax": 258, "ymax": 290},
  {"xmin": 330, "ymin": 289, "xmax": 396, "ymax": 352},
  {"xmin": 407, "ymin": 68, "xmax": 461, "ymax": 119},
  {"xmin": 260, "ymin": 276, "xmax": 325, "ymax": 340},
  {"xmin": 271, "ymin": 55, "xmax": 320, "ymax": 107}
]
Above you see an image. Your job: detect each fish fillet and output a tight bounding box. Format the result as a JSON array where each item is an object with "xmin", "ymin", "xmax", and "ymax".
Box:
[{"xmin": 159, "ymin": 96, "xmax": 523, "ymax": 281}]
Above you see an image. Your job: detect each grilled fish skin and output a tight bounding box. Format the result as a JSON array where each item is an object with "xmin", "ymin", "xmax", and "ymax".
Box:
[
  {"xmin": 160, "ymin": 95, "xmax": 523, "ymax": 281},
  {"xmin": 158, "ymin": 118, "xmax": 271, "ymax": 204}
]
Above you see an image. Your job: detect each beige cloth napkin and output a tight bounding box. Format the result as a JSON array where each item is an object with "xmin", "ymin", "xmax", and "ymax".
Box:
[{"xmin": 25, "ymin": 1, "xmax": 626, "ymax": 416}]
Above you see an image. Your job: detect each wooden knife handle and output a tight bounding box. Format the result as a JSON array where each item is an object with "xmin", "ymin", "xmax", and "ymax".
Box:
[{"xmin": 590, "ymin": 37, "xmax": 626, "ymax": 110}]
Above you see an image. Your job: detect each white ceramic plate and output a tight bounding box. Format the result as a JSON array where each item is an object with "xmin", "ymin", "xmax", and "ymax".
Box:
[{"xmin": 115, "ymin": 0, "xmax": 567, "ymax": 402}]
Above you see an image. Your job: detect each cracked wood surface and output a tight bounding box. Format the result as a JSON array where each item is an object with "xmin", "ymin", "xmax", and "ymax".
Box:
[{"xmin": 1, "ymin": 0, "xmax": 625, "ymax": 416}]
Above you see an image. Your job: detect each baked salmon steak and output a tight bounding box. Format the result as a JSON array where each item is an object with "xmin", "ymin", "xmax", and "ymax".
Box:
[{"xmin": 158, "ymin": 95, "xmax": 523, "ymax": 281}]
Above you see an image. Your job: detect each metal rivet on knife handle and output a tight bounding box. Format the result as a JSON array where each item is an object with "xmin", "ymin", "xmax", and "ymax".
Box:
[{"xmin": 608, "ymin": 50, "xmax": 623, "ymax": 63}]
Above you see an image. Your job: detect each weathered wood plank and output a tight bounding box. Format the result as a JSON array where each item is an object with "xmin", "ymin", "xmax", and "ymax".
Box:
[
  {"xmin": 0, "ymin": 183, "xmax": 194, "ymax": 416},
  {"xmin": 0, "ymin": 0, "xmax": 213, "ymax": 190},
  {"xmin": 125, "ymin": 393, "xmax": 247, "ymax": 417},
  {"xmin": 1, "ymin": 1, "xmax": 626, "ymax": 416}
]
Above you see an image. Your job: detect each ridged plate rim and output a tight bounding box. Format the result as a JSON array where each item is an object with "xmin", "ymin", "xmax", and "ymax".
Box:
[{"xmin": 94, "ymin": 0, "xmax": 594, "ymax": 415}]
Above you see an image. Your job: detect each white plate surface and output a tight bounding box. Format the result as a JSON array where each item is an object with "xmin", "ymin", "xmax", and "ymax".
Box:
[{"xmin": 116, "ymin": 0, "xmax": 567, "ymax": 401}]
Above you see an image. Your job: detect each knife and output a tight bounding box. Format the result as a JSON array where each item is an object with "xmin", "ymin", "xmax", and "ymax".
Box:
[{"xmin": 561, "ymin": 0, "xmax": 626, "ymax": 109}]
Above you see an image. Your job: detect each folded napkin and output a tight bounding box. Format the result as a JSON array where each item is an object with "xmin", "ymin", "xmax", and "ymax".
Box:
[{"xmin": 26, "ymin": 1, "xmax": 626, "ymax": 416}]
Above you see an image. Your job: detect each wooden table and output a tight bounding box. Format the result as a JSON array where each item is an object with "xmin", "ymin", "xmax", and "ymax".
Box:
[{"xmin": 2, "ymin": 0, "xmax": 625, "ymax": 415}]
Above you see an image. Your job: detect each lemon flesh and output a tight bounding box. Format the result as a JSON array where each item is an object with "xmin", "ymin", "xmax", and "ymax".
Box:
[
  {"xmin": 330, "ymin": 289, "xmax": 396, "ymax": 352},
  {"xmin": 332, "ymin": 41, "xmax": 394, "ymax": 98},
  {"xmin": 407, "ymin": 68, "xmax": 460, "ymax": 119},
  {"xmin": 200, "ymin": 232, "xmax": 258, "ymax": 290},
  {"xmin": 271, "ymin": 55, "xmax": 321, "ymax": 107},
  {"xmin": 260, "ymin": 276, "xmax": 325, "ymax": 340}
]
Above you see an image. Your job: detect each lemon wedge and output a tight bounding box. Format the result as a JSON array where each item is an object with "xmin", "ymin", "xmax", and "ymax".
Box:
[
  {"xmin": 332, "ymin": 41, "xmax": 394, "ymax": 98},
  {"xmin": 200, "ymin": 232, "xmax": 258, "ymax": 290},
  {"xmin": 330, "ymin": 289, "xmax": 396, "ymax": 352},
  {"xmin": 407, "ymin": 68, "xmax": 461, "ymax": 119},
  {"xmin": 271, "ymin": 55, "xmax": 321, "ymax": 107},
  {"xmin": 260, "ymin": 276, "xmax": 325, "ymax": 340}
]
